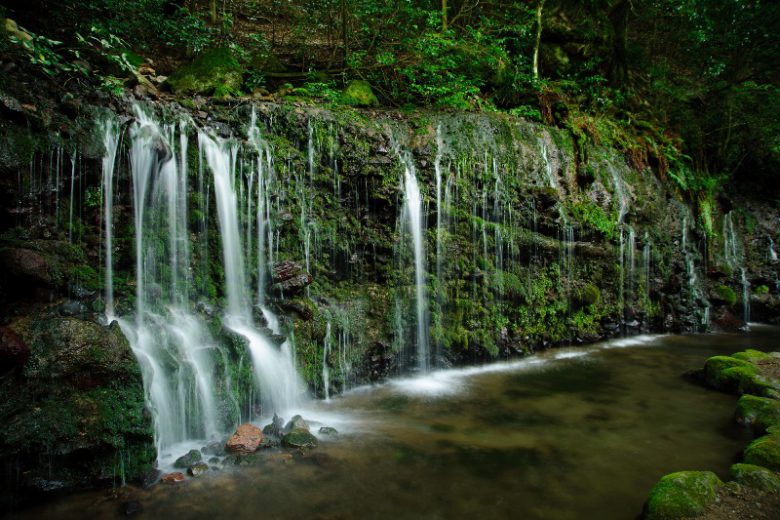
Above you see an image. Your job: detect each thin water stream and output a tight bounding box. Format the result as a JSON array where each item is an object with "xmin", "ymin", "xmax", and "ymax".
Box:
[{"xmin": 14, "ymin": 326, "xmax": 778, "ymax": 520}]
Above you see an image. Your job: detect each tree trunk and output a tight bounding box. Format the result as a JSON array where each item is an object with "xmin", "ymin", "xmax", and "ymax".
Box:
[
  {"xmin": 442, "ymin": 0, "xmax": 448, "ymax": 31},
  {"xmin": 608, "ymin": 0, "xmax": 629, "ymax": 86},
  {"xmin": 341, "ymin": 0, "xmax": 349, "ymax": 64},
  {"xmin": 533, "ymin": 0, "xmax": 545, "ymax": 79},
  {"xmin": 210, "ymin": 0, "xmax": 218, "ymax": 24}
]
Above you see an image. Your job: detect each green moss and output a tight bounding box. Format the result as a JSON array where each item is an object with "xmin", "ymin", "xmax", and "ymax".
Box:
[
  {"xmin": 644, "ymin": 471, "xmax": 722, "ymax": 520},
  {"xmin": 282, "ymin": 429, "xmax": 318, "ymax": 449},
  {"xmin": 703, "ymin": 355, "xmax": 755, "ymax": 390},
  {"xmin": 166, "ymin": 47, "xmax": 244, "ymax": 97},
  {"xmin": 576, "ymin": 284, "xmax": 601, "ymax": 307},
  {"xmin": 731, "ymin": 349, "xmax": 772, "ymax": 362},
  {"xmin": 736, "ymin": 395, "xmax": 780, "ymax": 434},
  {"xmin": 342, "ymin": 80, "xmax": 379, "ymax": 107},
  {"xmin": 754, "ymin": 285, "xmax": 770, "ymax": 295},
  {"xmin": 729, "ymin": 463, "xmax": 780, "ymax": 491},
  {"xmin": 714, "ymin": 284, "xmax": 737, "ymax": 306},
  {"xmin": 744, "ymin": 434, "xmax": 780, "ymax": 471}
]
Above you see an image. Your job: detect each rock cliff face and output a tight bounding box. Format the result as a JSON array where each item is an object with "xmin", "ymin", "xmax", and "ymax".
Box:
[{"xmin": 0, "ymin": 92, "xmax": 778, "ymax": 506}]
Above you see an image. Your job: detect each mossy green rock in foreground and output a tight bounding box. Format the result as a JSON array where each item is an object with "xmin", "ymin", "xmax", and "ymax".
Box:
[
  {"xmin": 282, "ymin": 429, "xmax": 319, "ymax": 449},
  {"xmin": 643, "ymin": 471, "xmax": 722, "ymax": 520},
  {"xmin": 0, "ymin": 316, "xmax": 155, "ymax": 507},
  {"xmin": 735, "ymin": 394, "xmax": 780, "ymax": 434},
  {"xmin": 702, "ymin": 350, "xmax": 780, "ymax": 397},
  {"xmin": 744, "ymin": 434, "xmax": 780, "ymax": 471},
  {"xmin": 730, "ymin": 463, "xmax": 780, "ymax": 491},
  {"xmin": 342, "ymin": 80, "xmax": 379, "ymax": 107},
  {"xmin": 165, "ymin": 48, "xmax": 244, "ymax": 97}
]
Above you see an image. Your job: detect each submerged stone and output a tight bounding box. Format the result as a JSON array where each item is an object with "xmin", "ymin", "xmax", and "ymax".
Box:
[
  {"xmin": 730, "ymin": 463, "xmax": 780, "ymax": 491},
  {"xmin": 643, "ymin": 470, "xmax": 722, "ymax": 520},
  {"xmin": 282, "ymin": 429, "xmax": 318, "ymax": 449},
  {"xmin": 187, "ymin": 462, "xmax": 209, "ymax": 477},
  {"xmin": 319, "ymin": 426, "xmax": 338, "ymax": 436},
  {"xmin": 173, "ymin": 449, "xmax": 202, "ymax": 469},
  {"xmin": 160, "ymin": 472, "xmax": 185, "ymax": 484}
]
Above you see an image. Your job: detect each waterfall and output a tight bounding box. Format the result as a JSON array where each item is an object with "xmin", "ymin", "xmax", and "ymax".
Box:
[
  {"xmin": 769, "ymin": 236, "xmax": 777, "ymax": 263},
  {"xmin": 741, "ymin": 267, "xmax": 751, "ymax": 325},
  {"xmin": 101, "ymin": 115, "xmax": 120, "ymax": 320},
  {"xmin": 723, "ymin": 212, "xmax": 739, "ymax": 270},
  {"xmin": 398, "ymin": 151, "xmax": 430, "ymax": 373},
  {"xmin": 200, "ymin": 130, "xmax": 303, "ymax": 414},
  {"xmin": 435, "ymin": 125, "xmax": 444, "ymax": 299},
  {"xmin": 120, "ymin": 106, "xmax": 223, "ymax": 460},
  {"xmin": 322, "ymin": 320, "xmax": 332, "ymax": 401},
  {"xmin": 68, "ymin": 152, "xmax": 76, "ymax": 243}
]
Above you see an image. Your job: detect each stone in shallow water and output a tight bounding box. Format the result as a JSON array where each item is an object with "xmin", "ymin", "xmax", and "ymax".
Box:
[
  {"xmin": 262, "ymin": 414, "xmax": 285, "ymax": 437},
  {"xmin": 119, "ymin": 500, "xmax": 142, "ymax": 516},
  {"xmin": 284, "ymin": 415, "xmax": 310, "ymax": 433},
  {"xmin": 160, "ymin": 472, "xmax": 185, "ymax": 484},
  {"xmin": 202, "ymin": 441, "xmax": 225, "ymax": 456},
  {"xmin": 282, "ymin": 429, "xmax": 318, "ymax": 449},
  {"xmin": 188, "ymin": 462, "xmax": 209, "ymax": 477},
  {"xmin": 744, "ymin": 433, "xmax": 780, "ymax": 471},
  {"xmin": 319, "ymin": 426, "xmax": 338, "ymax": 436},
  {"xmin": 173, "ymin": 449, "xmax": 202, "ymax": 468},
  {"xmin": 225, "ymin": 423, "xmax": 264, "ymax": 454}
]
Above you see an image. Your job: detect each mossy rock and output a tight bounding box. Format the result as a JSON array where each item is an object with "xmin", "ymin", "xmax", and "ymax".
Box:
[
  {"xmin": 575, "ymin": 284, "xmax": 601, "ymax": 308},
  {"xmin": 342, "ymin": 80, "xmax": 378, "ymax": 107},
  {"xmin": 165, "ymin": 48, "xmax": 244, "ymax": 98},
  {"xmin": 729, "ymin": 463, "xmax": 780, "ymax": 491},
  {"xmin": 744, "ymin": 434, "xmax": 780, "ymax": 471},
  {"xmin": 643, "ymin": 471, "xmax": 722, "ymax": 520},
  {"xmin": 736, "ymin": 394, "xmax": 780, "ymax": 434},
  {"xmin": 702, "ymin": 354, "xmax": 778, "ymax": 397},
  {"xmin": 282, "ymin": 429, "xmax": 318, "ymax": 449},
  {"xmin": 713, "ymin": 284, "xmax": 737, "ymax": 306},
  {"xmin": 731, "ymin": 349, "xmax": 772, "ymax": 362},
  {"xmin": 755, "ymin": 285, "xmax": 770, "ymax": 295},
  {"xmin": 173, "ymin": 449, "xmax": 202, "ymax": 469}
]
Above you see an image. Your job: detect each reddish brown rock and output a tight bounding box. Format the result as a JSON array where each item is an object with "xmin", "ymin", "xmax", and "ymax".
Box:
[
  {"xmin": 160, "ymin": 472, "xmax": 185, "ymax": 483},
  {"xmin": 0, "ymin": 326, "xmax": 29, "ymax": 372},
  {"xmin": 225, "ymin": 423, "xmax": 264, "ymax": 454}
]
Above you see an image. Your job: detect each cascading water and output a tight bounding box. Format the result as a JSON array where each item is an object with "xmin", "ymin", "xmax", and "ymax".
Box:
[
  {"xmin": 740, "ymin": 267, "xmax": 751, "ymax": 325},
  {"xmin": 769, "ymin": 236, "xmax": 778, "ymax": 263},
  {"xmin": 322, "ymin": 320, "xmax": 332, "ymax": 400},
  {"xmin": 101, "ymin": 115, "xmax": 119, "ymax": 320},
  {"xmin": 200, "ymin": 129, "xmax": 303, "ymax": 414},
  {"xmin": 398, "ymin": 150, "xmax": 430, "ymax": 373},
  {"xmin": 118, "ymin": 106, "xmax": 224, "ymax": 461}
]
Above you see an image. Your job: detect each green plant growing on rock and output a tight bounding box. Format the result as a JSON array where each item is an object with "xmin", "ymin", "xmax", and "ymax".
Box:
[{"xmin": 643, "ymin": 471, "xmax": 722, "ymax": 520}]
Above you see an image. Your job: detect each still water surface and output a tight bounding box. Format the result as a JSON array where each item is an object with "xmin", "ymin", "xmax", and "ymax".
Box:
[{"xmin": 15, "ymin": 326, "xmax": 779, "ymax": 519}]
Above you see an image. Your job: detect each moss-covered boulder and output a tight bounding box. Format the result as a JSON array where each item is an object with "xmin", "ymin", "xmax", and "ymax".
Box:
[
  {"xmin": 729, "ymin": 463, "xmax": 780, "ymax": 491},
  {"xmin": 736, "ymin": 394, "xmax": 780, "ymax": 434},
  {"xmin": 342, "ymin": 80, "xmax": 378, "ymax": 107},
  {"xmin": 744, "ymin": 434, "xmax": 780, "ymax": 471},
  {"xmin": 0, "ymin": 316, "xmax": 155, "ymax": 509},
  {"xmin": 643, "ymin": 471, "xmax": 722, "ymax": 520},
  {"xmin": 173, "ymin": 449, "xmax": 202, "ymax": 469},
  {"xmin": 282, "ymin": 429, "xmax": 318, "ymax": 449},
  {"xmin": 702, "ymin": 352, "xmax": 780, "ymax": 397},
  {"xmin": 165, "ymin": 48, "xmax": 244, "ymax": 97},
  {"xmin": 713, "ymin": 284, "xmax": 737, "ymax": 306}
]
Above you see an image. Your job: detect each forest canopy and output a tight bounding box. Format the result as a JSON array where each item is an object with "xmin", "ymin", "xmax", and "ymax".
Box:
[{"xmin": 2, "ymin": 0, "xmax": 779, "ymax": 197}]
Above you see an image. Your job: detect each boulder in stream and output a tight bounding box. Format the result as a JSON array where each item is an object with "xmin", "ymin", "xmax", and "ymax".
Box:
[
  {"xmin": 284, "ymin": 414, "xmax": 310, "ymax": 433},
  {"xmin": 173, "ymin": 449, "xmax": 202, "ymax": 469},
  {"xmin": 282, "ymin": 429, "xmax": 318, "ymax": 449},
  {"xmin": 225, "ymin": 423, "xmax": 264, "ymax": 454},
  {"xmin": 643, "ymin": 471, "xmax": 722, "ymax": 520}
]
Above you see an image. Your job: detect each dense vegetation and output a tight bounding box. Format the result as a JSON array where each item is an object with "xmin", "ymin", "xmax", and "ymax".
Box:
[{"xmin": 2, "ymin": 0, "xmax": 778, "ymax": 202}]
